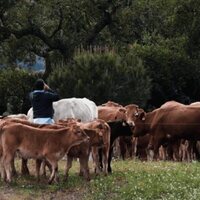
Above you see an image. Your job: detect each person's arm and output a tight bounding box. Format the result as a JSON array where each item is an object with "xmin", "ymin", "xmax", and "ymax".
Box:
[
  {"xmin": 44, "ymin": 83, "xmax": 59, "ymax": 101},
  {"xmin": 44, "ymin": 83, "xmax": 52, "ymax": 91}
]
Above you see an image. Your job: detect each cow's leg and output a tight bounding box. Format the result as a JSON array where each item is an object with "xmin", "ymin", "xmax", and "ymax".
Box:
[
  {"xmin": 108, "ymin": 146, "xmax": 113, "ymax": 173},
  {"xmin": 172, "ymin": 140, "xmax": 181, "ymax": 161},
  {"xmin": 128, "ymin": 143, "xmax": 133, "ymax": 158},
  {"xmin": 0, "ymin": 148, "xmax": 5, "ymax": 180},
  {"xmin": 139, "ymin": 149, "xmax": 147, "ymax": 161},
  {"xmin": 79, "ymin": 156, "xmax": 90, "ymax": 181},
  {"xmin": 167, "ymin": 144, "xmax": 173, "ymax": 161},
  {"xmin": 40, "ymin": 160, "xmax": 52, "ymax": 177},
  {"xmin": 63, "ymin": 156, "xmax": 73, "ymax": 181},
  {"xmin": 119, "ymin": 137, "xmax": 126, "ymax": 160},
  {"xmin": 21, "ymin": 158, "xmax": 30, "ymax": 175},
  {"xmin": 45, "ymin": 160, "xmax": 52, "ymax": 174},
  {"xmin": 92, "ymin": 147, "xmax": 101, "ymax": 175},
  {"xmin": 47, "ymin": 160, "xmax": 58, "ymax": 184},
  {"xmin": 179, "ymin": 141, "xmax": 184, "ymax": 161},
  {"xmin": 102, "ymin": 147, "xmax": 108, "ymax": 176},
  {"xmin": 147, "ymin": 136, "xmax": 155, "ymax": 161},
  {"xmin": 194, "ymin": 141, "xmax": 200, "ymax": 161},
  {"xmin": 132, "ymin": 137, "xmax": 138, "ymax": 159},
  {"xmin": 3, "ymin": 152, "xmax": 14, "ymax": 183},
  {"xmin": 189, "ymin": 140, "xmax": 197, "ymax": 161},
  {"xmin": 45, "ymin": 154, "xmax": 59, "ymax": 184},
  {"xmin": 153, "ymin": 141, "xmax": 162, "ymax": 161},
  {"xmin": 0, "ymin": 156, "xmax": 6, "ymax": 181},
  {"xmin": 11, "ymin": 158, "xmax": 17, "ymax": 176},
  {"xmin": 36, "ymin": 159, "xmax": 42, "ymax": 181},
  {"xmin": 40, "ymin": 160, "xmax": 46, "ymax": 177},
  {"xmin": 148, "ymin": 135, "xmax": 163, "ymax": 161},
  {"xmin": 98, "ymin": 148, "xmax": 103, "ymax": 170}
]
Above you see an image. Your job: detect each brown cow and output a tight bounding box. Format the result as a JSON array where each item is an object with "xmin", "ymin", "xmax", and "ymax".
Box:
[
  {"xmin": 3, "ymin": 118, "xmax": 108, "ymax": 181},
  {"xmin": 101, "ymin": 101, "xmax": 123, "ymax": 107},
  {"xmin": 132, "ymin": 134, "xmax": 172, "ymax": 161},
  {"xmin": 124, "ymin": 104, "xmax": 139, "ymax": 128},
  {"xmin": 134, "ymin": 102, "xmax": 200, "ymax": 159},
  {"xmin": 0, "ymin": 118, "xmax": 66, "ymax": 176},
  {"xmin": 64, "ymin": 129, "xmax": 97, "ymax": 181},
  {"xmin": 98, "ymin": 106, "xmax": 126, "ymax": 121},
  {"xmin": 160, "ymin": 100, "xmax": 185, "ymax": 109},
  {"xmin": 98, "ymin": 102, "xmax": 138, "ymax": 160},
  {"xmin": 80, "ymin": 119, "xmax": 110, "ymax": 175},
  {"xmin": 0, "ymin": 122, "xmax": 89, "ymax": 183},
  {"xmin": 58, "ymin": 119, "xmax": 111, "ymax": 178}
]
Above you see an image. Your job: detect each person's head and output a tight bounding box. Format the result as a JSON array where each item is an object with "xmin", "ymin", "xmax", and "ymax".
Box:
[{"xmin": 34, "ymin": 79, "xmax": 45, "ymax": 90}]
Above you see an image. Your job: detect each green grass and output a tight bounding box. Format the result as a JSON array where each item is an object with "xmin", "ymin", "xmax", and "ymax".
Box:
[
  {"xmin": 1, "ymin": 159, "xmax": 200, "ymax": 200},
  {"xmin": 86, "ymin": 160, "xmax": 200, "ymax": 200}
]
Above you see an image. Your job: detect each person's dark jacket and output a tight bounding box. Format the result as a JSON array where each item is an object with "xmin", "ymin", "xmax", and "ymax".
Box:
[{"xmin": 29, "ymin": 89, "xmax": 59, "ymax": 119}]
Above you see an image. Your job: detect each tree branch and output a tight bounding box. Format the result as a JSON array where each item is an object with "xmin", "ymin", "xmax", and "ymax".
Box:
[
  {"xmin": 49, "ymin": 8, "xmax": 63, "ymax": 39},
  {"xmin": 85, "ymin": 1, "xmax": 120, "ymax": 45}
]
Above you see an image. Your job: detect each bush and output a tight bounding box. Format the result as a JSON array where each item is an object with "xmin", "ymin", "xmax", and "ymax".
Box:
[
  {"xmin": 48, "ymin": 51, "xmax": 152, "ymax": 107},
  {"xmin": 0, "ymin": 68, "xmax": 39, "ymax": 114}
]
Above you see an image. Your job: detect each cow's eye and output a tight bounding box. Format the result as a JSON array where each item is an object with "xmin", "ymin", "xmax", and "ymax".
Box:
[
  {"xmin": 77, "ymin": 131, "xmax": 82, "ymax": 136},
  {"xmin": 135, "ymin": 112, "xmax": 139, "ymax": 117}
]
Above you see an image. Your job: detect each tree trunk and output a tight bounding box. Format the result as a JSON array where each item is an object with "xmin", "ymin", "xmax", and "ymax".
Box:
[{"xmin": 43, "ymin": 54, "xmax": 52, "ymax": 80}]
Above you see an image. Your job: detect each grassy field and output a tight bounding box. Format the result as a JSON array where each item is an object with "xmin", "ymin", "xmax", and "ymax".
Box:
[{"xmin": 0, "ymin": 159, "xmax": 200, "ymax": 200}]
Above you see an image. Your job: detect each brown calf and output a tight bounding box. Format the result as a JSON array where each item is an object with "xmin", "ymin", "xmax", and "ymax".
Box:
[
  {"xmin": 59, "ymin": 119, "xmax": 111, "ymax": 178},
  {"xmin": 1, "ymin": 123, "xmax": 89, "ymax": 183}
]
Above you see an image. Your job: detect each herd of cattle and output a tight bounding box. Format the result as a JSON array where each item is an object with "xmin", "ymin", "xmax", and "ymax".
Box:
[{"xmin": 0, "ymin": 98, "xmax": 200, "ymax": 184}]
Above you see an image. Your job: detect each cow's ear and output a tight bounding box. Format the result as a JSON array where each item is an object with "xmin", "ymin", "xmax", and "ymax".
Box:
[
  {"xmin": 139, "ymin": 112, "xmax": 146, "ymax": 121},
  {"xmin": 122, "ymin": 121, "xmax": 127, "ymax": 126},
  {"xmin": 119, "ymin": 108, "xmax": 126, "ymax": 113}
]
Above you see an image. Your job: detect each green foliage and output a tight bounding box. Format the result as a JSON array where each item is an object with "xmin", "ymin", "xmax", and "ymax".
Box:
[
  {"xmin": 173, "ymin": 0, "xmax": 200, "ymax": 58},
  {"xmin": 131, "ymin": 36, "xmax": 200, "ymax": 107},
  {"xmin": 48, "ymin": 51, "xmax": 151, "ymax": 107},
  {"xmin": 1, "ymin": 0, "xmax": 200, "ymax": 109},
  {"xmin": 0, "ymin": 68, "xmax": 38, "ymax": 114}
]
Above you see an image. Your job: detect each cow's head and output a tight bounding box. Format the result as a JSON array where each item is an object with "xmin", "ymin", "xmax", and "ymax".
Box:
[
  {"xmin": 124, "ymin": 104, "xmax": 139, "ymax": 129},
  {"xmin": 70, "ymin": 124, "xmax": 90, "ymax": 145},
  {"xmin": 133, "ymin": 110, "xmax": 147, "ymax": 137},
  {"xmin": 113, "ymin": 108, "xmax": 126, "ymax": 121},
  {"xmin": 84, "ymin": 128, "xmax": 104, "ymax": 146}
]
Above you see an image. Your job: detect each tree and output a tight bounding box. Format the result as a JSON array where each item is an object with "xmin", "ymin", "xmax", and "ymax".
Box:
[
  {"xmin": 132, "ymin": 36, "xmax": 200, "ymax": 108},
  {"xmin": 47, "ymin": 50, "xmax": 152, "ymax": 107},
  {"xmin": 173, "ymin": 0, "xmax": 200, "ymax": 58},
  {"xmin": 0, "ymin": 0, "xmax": 131, "ymax": 77}
]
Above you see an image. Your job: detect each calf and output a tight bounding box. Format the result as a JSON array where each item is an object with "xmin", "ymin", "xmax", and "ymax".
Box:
[
  {"xmin": 1, "ymin": 123, "xmax": 89, "ymax": 183},
  {"xmin": 0, "ymin": 118, "xmax": 65, "ymax": 176},
  {"xmin": 99, "ymin": 120, "xmax": 133, "ymax": 173},
  {"xmin": 59, "ymin": 119, "xmax": 110, "ymax": 178},
  {"xmin": 64, "ymin": 129, "xmax": 101, "ymax": 181},
  {"xmin": 98, "ymin": 102, "xmax": 137, "ymax": 161}
]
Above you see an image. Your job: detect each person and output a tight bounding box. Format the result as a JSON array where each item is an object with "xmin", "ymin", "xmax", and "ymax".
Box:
[{"xmin": 29, "ymin": 79, "xmax": 59, "ymax": 124}]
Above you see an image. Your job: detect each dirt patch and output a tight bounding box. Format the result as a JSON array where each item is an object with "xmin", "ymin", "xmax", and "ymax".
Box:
[{"xmin": 0, "ymin": 187, "xmax": 87, "ymax": 200}]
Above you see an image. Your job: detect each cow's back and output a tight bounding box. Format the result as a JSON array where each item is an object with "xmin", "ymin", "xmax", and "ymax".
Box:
[{"xmin": 27, "ymin": 97, "xmax": 98, "ymax": 122}]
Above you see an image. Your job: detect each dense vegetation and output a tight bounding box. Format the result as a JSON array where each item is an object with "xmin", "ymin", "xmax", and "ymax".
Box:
[{"xmin": 1, "ymin": 0, "xmax": 200, "ymax": 114}]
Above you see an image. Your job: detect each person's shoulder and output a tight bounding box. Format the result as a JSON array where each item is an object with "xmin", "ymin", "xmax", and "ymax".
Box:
[{"xmin": 44, "ymin": 90, "xmax": 55, "ymax": 94}]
